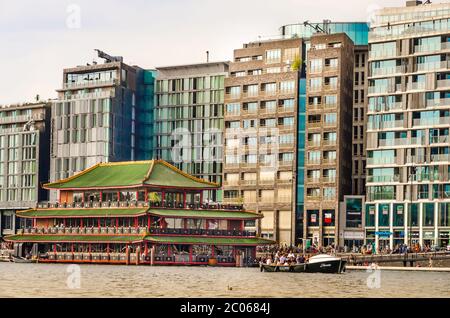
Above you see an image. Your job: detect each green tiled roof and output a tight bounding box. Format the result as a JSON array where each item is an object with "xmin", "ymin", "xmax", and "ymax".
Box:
[
  {"xmin": 148, "ymin": 208, "xmax": 262, "ymax": 219},
  {"xmin": 144, "ymin": 236, "xmax": 275, "ymax": 245},
  {"xmin": 17, "ymin": 208, "xmax": 149, "ymax": 218},
  {"xmin": 44, "ymin": 160, "xmax": 218, "ymax": 190},
  {"xmin": 4, "ymin": 235, "xmax": 144, "ymax": 243}
]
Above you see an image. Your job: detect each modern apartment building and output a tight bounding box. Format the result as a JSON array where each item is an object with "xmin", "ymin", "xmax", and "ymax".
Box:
[
  {"xmin": 223, "ymin": 38, "xmax": 302, "ymax": 245},
  {"xmin": 154, "ymin": 62, "xmax": 229, "ymax": 201},
  {"xmin": 278, "ymin": 21, "xmax": 370, "ymax": 245},
  {"xmin": 366, "ymin": 1, "xmax": 450, "ymax": 249},
  {"xmin": 49, "ymin": 51, "xmax": 155, "ymax": 200},
  {"xmin": 0, "ymin": 102, "xmax": 51, "ymax": 237},
  {"xmin": 304, "ymin": 33, "xmax": 354, "ymax": 246}
]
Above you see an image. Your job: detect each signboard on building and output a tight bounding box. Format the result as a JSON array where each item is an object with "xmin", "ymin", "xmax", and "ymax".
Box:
[
  {"xmin": 343, "ymin": 231, "xmax": 364, "ymax": 239},
  {"xmin": 375, "ymin": 231, "xmax": 392, "ymax": 237}
]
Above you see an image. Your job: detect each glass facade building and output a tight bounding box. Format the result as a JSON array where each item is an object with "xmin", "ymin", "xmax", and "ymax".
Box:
[
  {"xmin": 154, "ymin": 62, "xmax": 229, "ymax": 202},
  {"xmin": 366, "ymin": 2, "xmax": 450, "ymax": 249},
  {"xmin": 280, "ymin": 22, "xmax": 369, "ymax": 46}
]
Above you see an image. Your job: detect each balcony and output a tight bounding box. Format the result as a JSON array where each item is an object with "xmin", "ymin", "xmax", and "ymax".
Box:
[
  {"xmin": 306, "ymin": 177, "xmax": 320, "ymax": 184},
  {"xmin": 62, "ymin": 79, "xmax": 117, "ymax": 90},
  {"xmin": 22, "ymin": 226, "xmax": 147, "ymax": 236},
  {"xmin": 413, "ymin": 117, "xmax": 450, "ymax": 127},
  {"xmin": 306, "ymin": 158, "xmax": 321, "ymax": 165},
  {"xmin": 426, "ymin": 98, "xmax": 450, "ymax": 108},
  {"xmin": 406, "ymin": 82, "xmax": 426, "ymax": 91},
  {"xmin": 37, "ymin": 200, "xmax": 245, "ymax": 211},
  {"xmin": 414, "ymin": 42, "xmax": 450, "ymax": 54},
  {"xmin": 323, "ymin": 121, "xmax": 337, "ymax": 127},
  {"xmin": 319, "ymin": 177, "xmax": 335, "ymax": 183},
  {"xmin": 322, "ymin": 158, "xmax": 337, "ymax": 165},
  {"xmin": 371, "ymin": 65, "xmax": 406, "ymax": 77},
  {"xmin": 149, "ymin": 228, "xmax": 256, "ymax": 238},
  {"xmin": 240, "ymin": 180, "xmax": 257, "ymax": 186},
  {"xmin": 307, "ymin": 140, "xmax": 321, "ymax": 147},
  {"xmin": 366, "ymin": 175, "xmax": 400, "ymax": 183},
  {"xmin": 416, "ymin": 60, "xmax": 449, "ymax": 72},
  {"xmin": 307, "ymin": 120, "xmax": 322, "ymax": 128},
  {"xmin": 431, "ymin": 154, "xmax": 450, "ymax": 163},
  {"xmin": 305, "ymin": 194, "xmax": 321, "ymax": 201},
  {"xmin": 437, "ymin": 79, "xmax": 450, "ymax": 89},
  {"xmin": 322, "ymin": 139, "xmax": 337, "ymax": 146},
  {"xmin": 0, "ymin": 112, "xmax": 45, "ymax": 125},
  {"xmin": 430, "ymin": 135, "xmax": 450, "ymax": 144}
]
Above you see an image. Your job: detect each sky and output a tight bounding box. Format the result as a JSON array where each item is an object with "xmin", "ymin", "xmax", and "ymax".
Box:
[{"xmin": 0, "ymin": 0, "xmax": 430, "ymax": 105}]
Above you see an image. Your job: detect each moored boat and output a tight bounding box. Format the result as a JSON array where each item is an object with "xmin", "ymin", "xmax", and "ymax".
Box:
[
  {"xmin": 11, "ymin": 256, "xmax": 38, "ymax": 264},
  {"xmin": 260, "ymin": 254, "xmax": 346, "ymax": 274}
]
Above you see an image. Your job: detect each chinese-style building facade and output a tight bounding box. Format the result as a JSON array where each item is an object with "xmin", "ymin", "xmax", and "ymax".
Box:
[{"xmin": 5, "ymin": 160, "xmax": 273, "ymax": 266}]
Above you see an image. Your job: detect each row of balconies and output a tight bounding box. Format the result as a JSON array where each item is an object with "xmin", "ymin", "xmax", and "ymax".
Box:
[
  {"xmin": 368, "ymin": 78, "xmax": 450, "ymax": 95},
  {"xmin": 36, "ymin": 201, "xmax": 245, "ymax": 211},
  {"xmin": 62, "ymin": 79, "xmax": 117, "ymax": 90},
  {"xmin": 370, "ymin": 60, "xmax": 449, "ymax": 77},
  {"xmin": 223, "ymin": 179, "xmax": 292, "ymax": 187},
  {"xmin": 20, "ymin": 227, "xmax": 257, "ymax": 237},
  {"xmin": 149, "ymin": 228, "xmax": 256, "ymax": 237},
  {"xmin": 368, "ymin": 98, "xmax": 450, "ymax": 115},
  {"xmin": 21, "ymin": 226, "xmax": 147, "ymax": 235},
  {"xmin": 369, "ymin": 42, "xmax": 450, "ymax": 59},
  {"xmin": 0, "ymin": 112, "xmax": 45, "ymax": 125},
  {"xmin": 307, "ymin": 139, "xmax": 337, "ymax": 147},
  {"xmin": 305, "ymin": 176, "xmax": 337, "ymax": 184},
  {"xmin": 306, "ymin": 158, "xmax": 337, "ymax": 165}
]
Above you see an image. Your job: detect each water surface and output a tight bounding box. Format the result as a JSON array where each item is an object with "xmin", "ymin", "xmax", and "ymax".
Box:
[{"xmin": 0, "ymin": 263, "xmax": 449, "ymax": 297}]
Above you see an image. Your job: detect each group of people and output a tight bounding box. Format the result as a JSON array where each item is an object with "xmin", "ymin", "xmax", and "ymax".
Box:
[{"xmin": 258, "ymin": 249, "xmax": 311, "ymax": 266}]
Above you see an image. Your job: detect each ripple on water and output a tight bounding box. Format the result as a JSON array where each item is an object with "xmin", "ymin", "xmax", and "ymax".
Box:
[{"xmin": 1, "ymin": 263, "xmax": 450, "ymax": 297}]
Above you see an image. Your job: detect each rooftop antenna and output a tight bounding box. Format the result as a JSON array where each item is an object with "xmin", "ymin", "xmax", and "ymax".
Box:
[
  {"xmin": 303, "ymin": 20, "xmax": 327, "ymax": 34},
  {"xmin": 206, "ymin": 51, "xmax": 209, "ymax": 63},
  {"xmin": 94, "ymin": 49, "xmax": 124, "ymax": 63}
]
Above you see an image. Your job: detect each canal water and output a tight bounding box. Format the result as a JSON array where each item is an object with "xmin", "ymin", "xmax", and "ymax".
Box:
[{"xmin": 0, "ymin": 263, "xmax": 449, "ymax": 297}]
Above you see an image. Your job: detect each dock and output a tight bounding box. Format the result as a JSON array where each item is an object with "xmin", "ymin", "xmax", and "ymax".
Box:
[
  {"xmin": 339, "ymin": 251, "xmax": 450, "ymax": 267},
  {"xmin": 346, "ymin": 265, "xmax": 450, "ymax": 272}
]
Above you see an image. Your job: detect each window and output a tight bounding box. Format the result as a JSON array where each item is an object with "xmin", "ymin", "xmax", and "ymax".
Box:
[
  {"xmin": 280, "ymin": 81, "xmax": 295, "ymax": 94},
  {"xmin": 245, "ymin": 84, "xmax": 258, "ymax": 97},
  {"xmin": 309, "ymin": 78, "xmax": 322, "ymax": 91},
  {"xmin": 263, "ymin": 83, "xmax": 277, "ymax": 95},
  {"xmin": 284, "ymin": 47, "xmax": 300, "ymax": 63},
  {"xmin": 265, "ymin": 49, "xmax": 281, "ymax": 64},
  {"xmin": 310, "ymin": 59, "xmax": 322, "ymax": 73}
]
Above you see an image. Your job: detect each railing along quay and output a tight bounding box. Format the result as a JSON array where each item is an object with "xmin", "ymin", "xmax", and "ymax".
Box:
[{"xmin": 339, "ymin": 251, "xmax": 450, "ymax": 266}]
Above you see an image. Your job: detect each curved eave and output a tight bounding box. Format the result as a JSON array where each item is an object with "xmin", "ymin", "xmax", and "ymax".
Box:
[
  {"xmin": 16, "ymin": 208, "xmax": 149, "ymax": 219},
  {"xmin": 3, "ymin": 235, "xmax": 145, "ymax": 244},
  {"xmin": 144, "ymin": 236, "xmax": 275, "ymax": 246},
  {"xmin": 147, "ymin": 211, "xmax": 263, "ymax": 220}
]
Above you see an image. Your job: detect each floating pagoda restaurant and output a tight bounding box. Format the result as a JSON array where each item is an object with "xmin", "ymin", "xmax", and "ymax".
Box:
[{"xmin": 5, "ymin": 160, "xmax": 273, "ymax": 266}]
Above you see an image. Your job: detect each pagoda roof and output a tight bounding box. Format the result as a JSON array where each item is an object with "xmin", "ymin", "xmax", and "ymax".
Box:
[
  {"xmin": 4, "ymin": 235, "xmax": 144, "ymax": 243},
  {"xmin": 17, "ymin": 208, "xmax": 148, "ymax": 218},
  {"xmin": 147, "ymin": 208, "xmax": 262, "ymax": 220},
  {"xmin": 43, "ymin": 160, "xmax": 218, "ymax": 190},
  {"xmin": 144, "ymin": 235, "xmax": 275, "ymax": 246},
  {"xmin": 4, "ymin": 234, "xmax": 274, "ymax": 245},
  {"xmin": 15, "ymin": 207, "xmax": 260, "ymax": 219}
]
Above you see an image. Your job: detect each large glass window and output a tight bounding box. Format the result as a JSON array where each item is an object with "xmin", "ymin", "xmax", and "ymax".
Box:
[
  {"xmin": 378, "ymin": 204, "xmax": 390, "ymax": 227},
  {"xmin": 393, "ymin": 204, "xmax": 404, "ymax": 227},
  {"xmin": 423, "ymin": 203, "xmax": 435, "ymax": 227}
]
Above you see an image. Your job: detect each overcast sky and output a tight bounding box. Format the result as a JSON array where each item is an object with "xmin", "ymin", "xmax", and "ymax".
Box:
[{"xmin": 0, "ymin": 0, "xmax": 437, "ymax": 104}]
